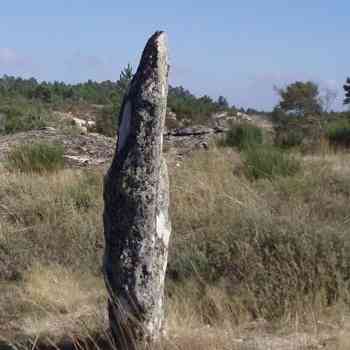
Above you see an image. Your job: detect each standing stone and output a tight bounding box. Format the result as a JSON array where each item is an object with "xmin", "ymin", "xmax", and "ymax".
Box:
[{"xmin": 103, "ymin": 31, "xmax": 171, "ymax": 349}]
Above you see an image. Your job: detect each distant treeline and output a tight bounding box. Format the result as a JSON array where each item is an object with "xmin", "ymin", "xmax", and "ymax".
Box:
[
  {"xmin": 0, "ymin": 73, "xmax": 245, "ymax": 124},
  {"xmin": 0, "ymin": 75, "xmax": 121, "ymax": 105}
]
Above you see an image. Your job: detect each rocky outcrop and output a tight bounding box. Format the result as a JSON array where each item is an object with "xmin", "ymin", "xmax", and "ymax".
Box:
[
  {"xmin": 167, "ymin": 126, "xmax": 223, "ymax": 136},
  {"xmin": 52, "ymin": 111, "xmax": 96, "ymax": 134},
  {"xmin": 211, "ymin": 111, "xmax": 240, "ymax": 128},
  {"xmin": 211, "ymin": 111, "xmax": 273, "ymax": 129},
  {"xmin": 0, "ymin": 125, "xmax": 224, "ymax": 169},
  {"xmin": 0, "ymin": 128, "xmax": 115, "ymax": 167},
  {"xmin": 71, "ymin": 117, "xmax": 96, "ymax": 134},
  {"xmin": 165, "ymin": 125, "xmax": 227, "ymax": 156},
  {"xmin": 0, "ymin": 113, "xmax": 273, "ymax": 170},
  {"xmin": 103, "ymin": 31, "xmax": 171, "ymax": 348}
]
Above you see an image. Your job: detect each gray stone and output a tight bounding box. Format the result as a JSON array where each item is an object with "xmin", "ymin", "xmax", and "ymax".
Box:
[
  {"xmin": 168, "ymin": 125, "xmax": 215, "ymax": 136},
  {"xmin": 103, "ymin": 31, "xmax": 171, "ymax": 348}
]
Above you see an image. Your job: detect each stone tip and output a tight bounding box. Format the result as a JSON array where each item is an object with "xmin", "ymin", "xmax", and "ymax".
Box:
[
  {"xmin": 152, "ymin": 30, "xmax": 166, "ymax": 38},
  {"xmin": 147, "ymin": 31, "xmax": 167, "ymax": 48},
  {"xmin": 131, "ymin": 31, "xmax": 168, "ymax": 91}
]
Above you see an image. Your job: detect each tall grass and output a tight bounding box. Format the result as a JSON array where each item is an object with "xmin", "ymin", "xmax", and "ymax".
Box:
[
  {"xmin": 224, "ymin": 123, "xmax": 263, "ymax": 150},
  {"xmin": 1, "ymin": 147, "xmax": 350, "ymax": 346},
  {"xmin": 0, "ymin": 169, "xmax": 103, "ymax": 281},
  {"xmin": 326, "ymin": 118, "xmax": 350, "ymax": 148},
  {"xmin": 0, "ymin": 98, "xmax": 51, "ymax": 134},
  {"xmin": 6, "ymin": 142, "xmax": 65, "ymax": 173},
  {"xmin": 169, "ymin": 148, "xmax": 350, "ymax": 321},
  {"xmin": 274, "ymin": 127, "xmax": 304, "ymax": 149},
  {"xmin": 241, "ymin": 145, "xmax": 301, "ymax": 179}
]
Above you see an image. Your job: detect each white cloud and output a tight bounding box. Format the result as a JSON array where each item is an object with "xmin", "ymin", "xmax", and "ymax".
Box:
[
  {"xmin": 0, "ymin": 47, "xmax": 19, "ymax": 65},
  {"xmin": 0, "ymin": 48, "xmax": 23, "ymax": 65}
]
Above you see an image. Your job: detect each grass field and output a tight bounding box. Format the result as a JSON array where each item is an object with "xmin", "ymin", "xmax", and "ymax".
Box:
[{"xmin": 1, "ymin": 146, "xmax": 350, "ymax": 349}]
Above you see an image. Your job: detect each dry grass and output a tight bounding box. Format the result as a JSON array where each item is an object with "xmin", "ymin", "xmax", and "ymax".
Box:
[
  {"xmin": 0, "ymin": 265, "xmax": 106, "ymax": 345},
  {"xmin": 5, "ymin": 142, "xmax": 65, "ymax": 174},
  {"xmin": 166, "ymin": 146, "xmax": 350, "ymax": 347},
  {"xmin": 0, "ymin": 168, "xmax": 103, "ymax": 280},
  {"xmin": 1, "ymin": 146, "xmax": 350, "ymax": 348}
]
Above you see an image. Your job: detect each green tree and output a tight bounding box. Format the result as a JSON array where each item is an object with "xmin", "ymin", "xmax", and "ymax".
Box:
[
  {"xmin": 343, "ymin": 78, "xmax": 350, "ymax": 105},
  {"xmin": 118, "ymin": 63, "xmax": 133, "ymax": 94},
  {"xmin": 273, "ymin": 82, "xmax": 325, "ymax": 150},
  {"xmin": 95, "ymin": 65, "xmax": 133, "ymax": 136},
  {"xmin": 275, "ymin": 81, "xmax": 322, "ymax": 117},
  {"xmin": 217, "ymin": 95, "xmax": 229, "ymax": 109},
  {"xmin": 34, "ymin": 84, "xmax": 52, "ymax": 103}
]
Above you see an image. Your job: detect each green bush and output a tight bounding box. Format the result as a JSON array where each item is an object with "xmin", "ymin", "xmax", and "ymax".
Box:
[
  {"xmin": 169, "ymin": 220, "xmax": 350, "ymax": 320},
  {"xmin": 242, "ymin": 145, "xmax": 301, "ymax": 180},
  {"xmin": 225, "ymin": 123, "xmax": 263, "ymax": 150},
  {"xmin": 325, "ymin": 118, "xmax": 350, "ymax": 148},
  {"xmin": 168, "ymin": 149, "xmax": 350, "ymax": 320},
  {"xmin": 273, "ymin": 113, "xmax": 326, "ymax": 152},
  {"xmin": 274, "ymin": 127, "xmax": 304, "ymax": 149},
  {"xmin": 6, "ymin": 142, "xmax": 65, "ymax": 173},
  {"xmin": 0, "ymin": 102, "xmax": 50, "ymax": 134},
  {"xmin": 95, "ymin": 104, "xmax": 119, "ymax": 137}
]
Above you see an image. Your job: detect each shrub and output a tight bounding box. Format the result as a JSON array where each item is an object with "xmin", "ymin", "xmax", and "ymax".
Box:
[
  {"xmin": 169, "ymin": 148, "xmax": 350, "ymax": 320},
  {"xmin": 325, "ymin": 118, "xmax": 350, "ymax": 148},
  {"xmin": 1, "ymin": 147, "xmax": 350, "ymax": 329},
  {"xmin": 242, "ymin": 145, "xmax": 301, "ymax": 179},
  {"xmin": 95, "ymin": 104, "xmax": 119, "ymax": 137},
  {"xmin": 224, "ymin": 123, "xmax": 263, "ymax": 150},
  {"xmin": 274, "ymin": 127, "xmax": 304, "ymax": 149},
  {"xmin": 273, "ymin": 114, "xmax": 325, "ymax": 152},
  {"xmin": 0, "ymin": 102, "xmax": 50, "ymax": 134},
  {"xmin": 6, "ymin": 142, "xmax": 65, "ymax": 173}
]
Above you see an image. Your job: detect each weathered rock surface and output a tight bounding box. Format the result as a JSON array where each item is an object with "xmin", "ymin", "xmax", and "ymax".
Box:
[
  {"xmin": 165, "ymin": 125, "xmax": 226, "ymax": 157},
  {"xmin": 103, "ymin": 31, "xmax": 171, "ymax": 348},
  {"xmin": 167, "ymin": 126, "xmax": 217, "ymax": 136}
]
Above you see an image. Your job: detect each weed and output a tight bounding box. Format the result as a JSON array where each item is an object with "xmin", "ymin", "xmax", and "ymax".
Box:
[
  {"xmin": 224, "ymin": 123, "xmax": 263, "ymax": 150},
  {"xmin": 6, "ymin": 142, "xmax": 65, "ymax": 173},
  {"xmin": 242, "ymin": 145, "xmax": 301, "ymax": 179}
]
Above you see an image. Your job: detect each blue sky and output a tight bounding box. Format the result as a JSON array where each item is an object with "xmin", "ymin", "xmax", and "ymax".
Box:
[{"xmin": 1, "ymin": 1, "xmax": 348, "ymax": 110}]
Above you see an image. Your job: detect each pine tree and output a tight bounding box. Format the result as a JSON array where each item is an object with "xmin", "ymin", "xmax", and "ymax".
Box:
[
  {"xmin": 217, "ymin": 95, "xmax": 229, "ymax": 109},
  {"xmin": 118, "ymin": 63, "xmax": 133, "ymax": 93},
  {"xmin": 343, "ymin": 77, "xmax": 350, "ymax": 105},
  {"xmin": 276, "ymin": 81, "xmax": 322, "ymax": 117}
]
